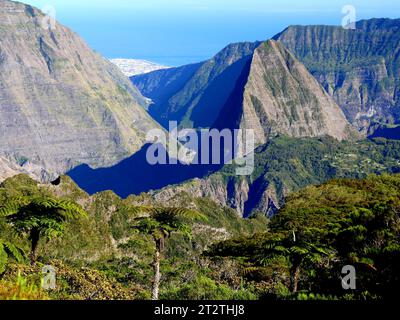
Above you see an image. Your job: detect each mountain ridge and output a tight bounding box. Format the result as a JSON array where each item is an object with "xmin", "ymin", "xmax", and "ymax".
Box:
[
  {"xmin": 0, "ymin": 0, "xmax": 160, "ymax": 180},
  {"xmin": 133, "ymin": 39, "xmax": 352, "ymax": 145},
  {"xmin": 274, "ymin": 18, "xmax": 400, "ymax": 133},
  {"xmin": 132, "ymin": 42, "xmax": 260, "ymax": 128},
  {"xmin": 214, "ymin": 40, "xmax": 352, "ymax": 145}
]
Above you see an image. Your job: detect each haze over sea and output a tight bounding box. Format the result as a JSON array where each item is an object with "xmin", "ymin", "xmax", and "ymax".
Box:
[{"xmin": 19, "ymin": 0, "xmax": 400, "ymax": 66}]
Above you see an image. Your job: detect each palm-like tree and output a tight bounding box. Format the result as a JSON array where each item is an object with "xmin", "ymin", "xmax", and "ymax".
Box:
[
  {"xmin": 130, "ymin": 206, "xmax": 206, "ymax": 300},
  {"xmin": 256, "ymin": 233, "xmax": 333, "ymax": 293},
  {"xmin": 0, "ymin": 196, "xmax": 87, "ymax": 265},
  {"xmin": 0, "ymin": 239, "xmax": 25, "ymax": 274},
  {"xmin": 209, "ymin": 230, "xmax": 333, "ymax": 294}
]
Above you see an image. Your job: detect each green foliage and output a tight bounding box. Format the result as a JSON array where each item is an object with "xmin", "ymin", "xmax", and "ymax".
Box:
[
  {"xmin": 162, "ymin": 275, "xmax": 257, "ymax": 300},
  {"xmin": 131, "ymin": 206, "xmax": 207, "ymax": 242},
  {"xmin": 0, "ymin": 179, "xmax": 88, "ymax": 265},
  {"xmin": 207, "ymin": 174, "xmax": 400, "ymax": 300},
  {"xmin": 0, "ymin": 174, "xmax": 267, "ymax": 300},
  {"xmin": 1, "ymin": 196, "xmax": 87, "ymax": 240},
  {"xmin": 0, "ymin": 240, "xmax": 25, "ymax": 274},
  {"xmin": 130, "ymin": 206, "xmax": 208, "ymax": 299},
  {"xmin": 2, "ymin": 169, "xmax": 398, "ymax": 300}
]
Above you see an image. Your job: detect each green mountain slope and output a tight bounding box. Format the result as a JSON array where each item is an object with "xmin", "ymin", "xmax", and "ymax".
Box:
[
  {"xmin": 208, "ymin": 174, "xmax": 400, "ymax": 300},
  {"xmin": 0, "ymin": 174, "xmax": 267, "ymax": 300},
  {"xmin": 153, "ymin": 137, "xmax": 400, "ymax": 217},
  {"xmin": 1, "ymin": 172, "xmax": 398, "ymax": 300}
]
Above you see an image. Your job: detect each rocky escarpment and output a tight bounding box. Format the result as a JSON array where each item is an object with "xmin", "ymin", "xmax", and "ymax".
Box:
[
  {"xmin": 152, "ymin": 175, "xmax": 279, "ymax": 217},
  {"xmin": 131, "ymin": 42, "xmax": 260, "ymax": 129},
  {"xmin": 0, "ymin": 0, "xmax": 159, "ymax": 180},
  {"xmin": 215, "ymin": 40, "xmax": 352, "ymax": 145},
  {"xmin": 0, "ymin": 156, "xmax": 49, "ymax": 182},
  {"xmin": 133, "ymin": 39, "xmax": 353, "ymax": 146},
  {"xmin": 152, "ymin": 136, "xmax": 400, "ymax": 217},
  {"xmin": 275, "ymin": 19, "xmax": 400, "ymax": 133}
]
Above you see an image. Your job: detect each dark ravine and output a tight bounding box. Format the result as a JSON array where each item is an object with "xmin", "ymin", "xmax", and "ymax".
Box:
[
  {"xmin": 68, "ymin": 136, "xmax": 400, "ymax": 217},
  {"xmin": 67, "ymin": 143, "xmax": 225, "ymax": 198},
  {"xmin": 69, "ymin": 38, "xmax": 362, "ymax": 216},
  {"xmin": 70, "ymin": 38, "xmax": 355, "ymax": 214}
]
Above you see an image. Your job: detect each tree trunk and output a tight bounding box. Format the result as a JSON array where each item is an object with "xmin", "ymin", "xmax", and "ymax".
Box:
[
  {"xmin": 152, "ymin": 240, "xmax": 162, "ymax": 300},
  {"xmin": 290, "ymin": 264, "xmax": 301, "ymax": 294},
  {"xmin": 30, "ymin": 228, "xmax": 40, "ymax": 265}
]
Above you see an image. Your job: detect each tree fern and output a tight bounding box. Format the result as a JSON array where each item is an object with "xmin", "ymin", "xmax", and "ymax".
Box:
[
  {"xmin": 0, "ymin": 240, "xmax": 25, "ymax": 274},
  {"xmin": 129, "ymin": 205, "xmax": 207, "ymax": 300},
  {"xmin": 1, "ymin": 195, "xmax": 87, "ymax": 264}
]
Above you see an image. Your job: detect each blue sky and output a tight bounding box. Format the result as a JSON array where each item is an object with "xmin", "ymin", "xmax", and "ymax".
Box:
[{"xmin": 20, "ymin": 0, "xmax": 400, "ymax": 66}]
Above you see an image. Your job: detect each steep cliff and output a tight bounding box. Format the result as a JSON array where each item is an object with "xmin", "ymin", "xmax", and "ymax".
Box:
[
  {"xmin": 131, "ymin": 42, "xmax": 260, "ymax": 129},
  {"xmin": 0, "ymin": 0, "xmax": 159, "ymax": 179},
  {"xmin": 152, "ymin": 136, "xmax": 400, "ymax": 217},
  {"xmin": 275, "ymin": 18, "xmax": 400, "ymax": 133},
  {"xmin": 215, "ymin": 40, "xmax": 352, "ymax": 145},
  {"xmin": 133, "ymin": 40, "xmax": 352, "ymax": 145}
]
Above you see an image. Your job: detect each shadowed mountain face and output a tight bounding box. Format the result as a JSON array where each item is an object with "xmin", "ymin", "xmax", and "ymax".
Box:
[
  {"xmin": 275, "ymin": 18, "xmax": 400, "ymax": 133},
  {"xmin": 133, "ymin": 39, "xmax": 352, "ymax": 147},
  {"xmin": 67, "ymin": 143, "xmax": 225, "ymax": 198},
  {"xmin": 369, "ymin": 125, "xmax": 400, "ymax": 140},
  {"xmin": 69, "ymin": 40, "xmax": 353, "ymax": 202},
  {"xmin": 0, "ymin": 0, "xmax": 159, "ymax": 180},
  {"xmin": 131, "ymin": 42, "xmax": 260, "ymax": 129},
  {"xmin": 215, "ymin": 40, "xmax": 352, "ymax": 145}
]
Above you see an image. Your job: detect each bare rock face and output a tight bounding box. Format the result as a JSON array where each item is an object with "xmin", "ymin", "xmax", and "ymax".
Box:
[
  {"xmin": 153, "ymin": 177, "xmax": 230, "ymax": 210},
  {"xmin": 217, "ymin": 40, "xmax": 353, "ymax": 145},
  {"xmin": 131, "ymin": 42, "xmax": 261, "ymax": 129},
  {"xmin": 153, "ymin": 174, "xmax": 277, "ymax": 218},
  {"xmin": 134, "ymin": 39, "xmax": 353, "ymax": 146},
  {"xmin": 275, "ymin": 19, "xmax": 400, "ymax": 133},
  {"xmin": 0, "ymin": 157, "xmax": 27, "ymax": 181},
  {"xmin": 0, "ymin": 0, "xmax": 159, "ymax": 179},
  {"xmin": 0, "ymin": 156, "xmax": 49, "ymax": 182}
]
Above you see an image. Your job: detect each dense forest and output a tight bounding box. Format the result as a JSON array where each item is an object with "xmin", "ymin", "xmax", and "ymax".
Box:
[{"xmin": 0, "ymin": 171, "xmax": 399, "ymax": 300}]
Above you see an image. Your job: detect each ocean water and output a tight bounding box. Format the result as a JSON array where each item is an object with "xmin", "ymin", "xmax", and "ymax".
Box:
[
  {"xmin": 63, "ymin": 12, "xmax": 340, "ymax": 66},
  {"xmin": 19, "ymin": 0, "xmax": 400, "ymax": 66}
]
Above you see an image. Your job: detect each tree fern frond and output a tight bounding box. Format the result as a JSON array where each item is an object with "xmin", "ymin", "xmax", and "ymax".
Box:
[
  {"xmin": 0, "ymin": 243, "xmax": 8, "ymax": 274},
  {"xmin": 242, "ymin": 266, "xmax": 262, "ymax": 276},
  {"xmin": 3, "ymin": 241, "xmax": 25, "ymax": 264},
  {"xmin": 0, "ymin": 240, "xmax": 26, "ymax": 273},
  {"xmin": 0, "ymin": 196, "xmax": 29, "ymax": 216}
]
